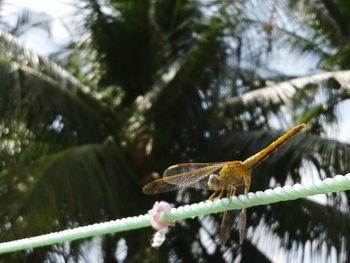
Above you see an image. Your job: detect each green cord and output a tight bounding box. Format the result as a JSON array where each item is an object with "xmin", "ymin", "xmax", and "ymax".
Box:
[{"xmin": 0, "ymin": 174, "xmax": 350, "ymax": 254}]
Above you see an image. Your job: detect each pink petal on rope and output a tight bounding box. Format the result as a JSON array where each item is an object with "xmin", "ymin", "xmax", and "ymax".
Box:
[{"xmin": 149, "ymin": 201, "xmax": 172, "ymax": 230}]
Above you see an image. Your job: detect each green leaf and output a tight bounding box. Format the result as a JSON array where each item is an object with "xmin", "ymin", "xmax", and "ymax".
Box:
[{"xmin": 0, "ymin": 143, "xmax": 145, "ymax": 241}]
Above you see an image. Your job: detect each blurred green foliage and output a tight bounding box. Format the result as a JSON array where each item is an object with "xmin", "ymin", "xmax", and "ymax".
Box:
[{"xmin": 0, "ymin": 0, "xmax": 350, "ymax": 262}]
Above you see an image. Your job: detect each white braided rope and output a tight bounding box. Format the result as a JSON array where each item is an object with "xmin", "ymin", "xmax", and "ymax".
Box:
[{"xmin": 0, "ymin": 174, "xmax": 349, "ymax": 254}]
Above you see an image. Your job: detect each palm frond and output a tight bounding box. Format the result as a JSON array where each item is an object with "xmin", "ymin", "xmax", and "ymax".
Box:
[
  {"xmin": 287, "ymin": 0, "xmax": 350, "ymax": 68},
  {"xmin": 9, "ymin": 9, "xmax": 52, "ymax": 37},
  {"xmin": 0, "ymin": 143, "xmax": 144, "ymax": 241},
  {"xmin": 0, "ymin": 31, "xmax": 90, "ymax": 93},
  {"xmin": 0, "ymin": 31, "xmax": 123, "ymax": 152},
  {"xmin": 288, "ymin": 0, "xmax": 349, "ymax": 45},
  {"xmin": 249, "ymin": 198, "xmax": 350, "ymax": 262},
  {"xmin": 225, "ymin": 70, "xmax": 350, "ymax": 108},
  {"xmin": 125, "ymin": 2, "xmax": 231, "ymax": 145},
  {"xmin": 53, "ymin": 33, "xmax": 105, "ymax": 90},
  {"xmin": 0, "ymin": 59, "xmax": 121, "ymax": 145}
]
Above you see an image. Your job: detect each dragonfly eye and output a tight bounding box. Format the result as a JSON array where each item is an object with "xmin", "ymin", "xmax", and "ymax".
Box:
[{"xmin": 208, "ymin": 174, "xmax": 220, "ymax": 190}]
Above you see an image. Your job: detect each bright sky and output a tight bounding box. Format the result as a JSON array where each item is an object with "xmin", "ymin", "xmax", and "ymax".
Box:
[
  {"xmin": 3, "ymin": 0, "xmax": 75, "ymax": 55},
  {"xmin": 5, "ymin": 0, "xmax": 72, "ymax": 14}
]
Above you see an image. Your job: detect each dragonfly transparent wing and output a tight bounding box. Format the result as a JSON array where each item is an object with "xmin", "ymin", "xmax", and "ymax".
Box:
[
  {"xmin": 163, "ymin": 163, "xmax": 226, "ymax": 189},
  {"xmin": 219, "ymin": 210, "xmax": 236, "ymax": 246},
  {"xmin": 219, "ymin": 208, "xmax": 247, "ymax": 246},
  {"xmin": 143, "ymin": 178, "xmax": 180, "ymax": 194},
  {"xmin": 143, "ymin": 163, "xmax": 227, "ymax": 194},
  {"xmin": 163, "ymin": 163, "xmax": 224, "ymax": 177}
]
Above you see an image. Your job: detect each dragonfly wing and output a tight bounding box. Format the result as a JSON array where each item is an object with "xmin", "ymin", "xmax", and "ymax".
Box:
[
  {"xmin": 143, "ymin": 178, "xmax": 179, "ymax": 194},
  {"xmin": 219, "ymin": 210, "xmax": 236, "ymax": 246},
  {"xmin": 219, "ymin": 206, "xmax": 247, "ymax": 246},
  {"xmin": 163, "ymin": 163, "xmax": 226, "ymax": 189},
  {"xmin": 238, "ymin": 208, "xmax": 247, "ymax": 244},
  {"xmin": 163, "ymin": 163, "xmax": 223, "ymax": 177},
  {"xmin": 143, "ymin": 163, "xmax": 226, "ymax": 194}
]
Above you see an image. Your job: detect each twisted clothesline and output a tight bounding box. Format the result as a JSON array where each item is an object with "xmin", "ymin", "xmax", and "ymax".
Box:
[{"xmin": 0, "ymin": 174, "xmax": 350, "ymax": 254}]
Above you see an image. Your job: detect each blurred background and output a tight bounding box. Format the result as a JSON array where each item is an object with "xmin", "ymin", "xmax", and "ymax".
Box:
[{"xmin": 0, "ymin": 0, "xmax": 350, "ymax": 262}]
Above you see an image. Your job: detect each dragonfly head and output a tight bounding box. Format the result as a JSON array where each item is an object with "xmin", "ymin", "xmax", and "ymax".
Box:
[{"xmin": 208, "ymin": 174, "xmax": 220, "ymax": 190}]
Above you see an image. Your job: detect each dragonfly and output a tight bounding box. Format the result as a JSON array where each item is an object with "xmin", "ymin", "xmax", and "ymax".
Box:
[{"xmin": 143, "ymin": 123, "xmax": 306, "ymax": 246}]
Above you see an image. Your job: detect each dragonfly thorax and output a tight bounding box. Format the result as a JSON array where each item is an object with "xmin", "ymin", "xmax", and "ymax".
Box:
[{"xmin": 218, "ymin": 161, "xmax": 250, "ymax": 186}]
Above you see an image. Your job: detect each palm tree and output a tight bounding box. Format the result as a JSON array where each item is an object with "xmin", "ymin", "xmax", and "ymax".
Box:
[
  {"xmin": 287, "ymin": 0, "xmax": 350, "ymax": 69},
  {"xmin": 1, "ymin": 0, "xmax": 350, "ymax": 262}
]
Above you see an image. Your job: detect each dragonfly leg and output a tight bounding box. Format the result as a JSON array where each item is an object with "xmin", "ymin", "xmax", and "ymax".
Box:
[
  {"xmin": 208, "ymin": 190, "xmax": 219, "ymax": 200},
  {"xmin": 217, "ymin": 189, "xmax": 225, "ymax": 199},
  {"xmin": 243, "ymin": 173, "xmax": 251, "ymax": 194},
  {"xmin": 209, "ymin": 190, "xmax": 225, "ymax": 200},
  {"xmin": 229, "ymin": 185, "xmax": 236, "ymax": 197},
  {"xmin": 227, "ymin": 185, "xmax": 236, "ymax": 203}
]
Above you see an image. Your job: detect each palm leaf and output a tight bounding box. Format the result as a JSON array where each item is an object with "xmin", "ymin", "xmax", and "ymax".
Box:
[
  {"xmin": 252, "ymin": 198, "xmax": 350, "ymax": 260},
  {"xmin": 0, "ymin": 143, "xmax": 143, "ymax": 241},
  {"xmin": 225, "ymin": 70, "xmax": 350, "ymax": 108},
  {"xmin": 0, "ymin": 60, "xmax": 121, "ymax": 149},
  {"xmin": 0, "ymin": 32, "xmax": 123, "ymax": 149},
  {"xmin": 0, "ymin": 31, "xmax": 93, "ymax": 94},
  {"xmin": 9, "ymin": 9, "xmax": 52, "ymax": 37}
]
